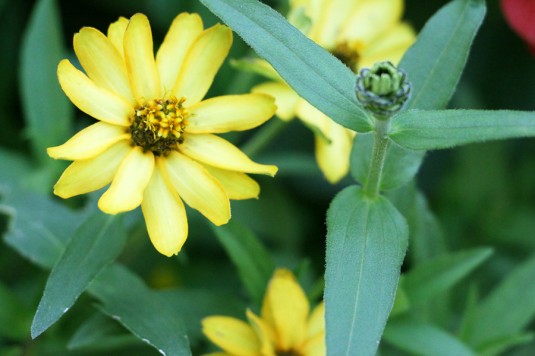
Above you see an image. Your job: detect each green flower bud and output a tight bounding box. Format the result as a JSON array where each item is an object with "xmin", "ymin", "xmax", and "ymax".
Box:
[{"xmin": 355, "ymin": 61, "xmax": 411, "ymax": 119}]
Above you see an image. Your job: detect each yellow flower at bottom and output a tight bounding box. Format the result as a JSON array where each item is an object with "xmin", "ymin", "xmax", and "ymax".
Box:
[
  {"xmin": 203, "ymin": 269, "xmax": 325, "ymax": 356},
  {"xmin": 252, "ymin": 0, "xmax": 416, "ymax": 183},
  {"xmin": 48, "ymin": 13, "xmax": 277, "ymax": 256}
]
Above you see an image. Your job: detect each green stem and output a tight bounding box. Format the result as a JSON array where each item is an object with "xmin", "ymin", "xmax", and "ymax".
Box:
[
  {"xmin": 241, "ymin": 118, "xmax": 288, "ymax": 158},
  {"xmin": 363, "ymin": 118, "xmax": 391, "ymax": 198}
]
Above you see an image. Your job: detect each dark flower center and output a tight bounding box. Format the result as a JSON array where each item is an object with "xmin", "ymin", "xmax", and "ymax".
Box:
[
  {"xmin": 331, "ymin": 41, "xmax": 360, "ymax": 71},
  {"xmin": 130, "ymin": 96, "xmax": 188, "ymax": 156}
]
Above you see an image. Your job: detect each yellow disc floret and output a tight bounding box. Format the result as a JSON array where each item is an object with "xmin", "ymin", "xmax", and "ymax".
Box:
[{"xmin": 130, "ymin": 96, "xmax": 188, "ymax": 156}]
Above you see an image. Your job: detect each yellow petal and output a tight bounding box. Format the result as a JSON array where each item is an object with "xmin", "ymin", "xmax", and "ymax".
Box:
[
  {"xmin": 359, "ymin": 23, "xmax": 415, "ymax": 68},
  {"xmin": 340, "ymin": 0, "xmax": 403, "ymax": 45},
  {"xmin": 314, "ymin": 123, "xmax": 353, "ymax": 184},
  {"xmin": 141, "ymin": 162, "xmax": 188, "ymax": 256},
  {"xmin": 187, "ymin": 94, "xmax": 276, "ymax": 133},
  {"xmin": 53, "ymin": 140, "xmax": 131, "ymax": 199},
  {"xmin": 57, "ymin": 59, "xmax": 133, "ymax": 126},
  {"xmin": 246, "ymin": 310, "xmax": 276, "ymax": 356},
  {"xmin": 307, "ymin": 302, "xmax": 325, "ymax": 339},
  {"xmin": 162, "ymin": 151, "xmax": 230, "ymax": 226},
  {"xmin": 124, "ymin": 13, "xmax": 160, "ymax": 102},
  {"xmin": 309, "ymin": 0, "xmax": 357, "ymax": 48},
  {"xmin": 290, "ymin": 0, "xmax": 323, "ymax": 26},
  {"xmin": 261, "ymin": 269, "xmax": 309, "ymax": 350},
  {"xmin": 47, "ymin": 122, "xmax": 129, "ymax": 160},
  {"xmin": 252, "ymin": 82, "xmax": 299, "ymax": 121},
  {"xmin": 303, "ymin": 332, "xmax": 326, "ymax": 356},
  {"xmin": 295, "ymin": 99, "xmax": 332, "ymax": 139},
  {"xmin": 156, "ymin": 12, "xmax": 204, "ymax": 93},
  {"xmin": 204, "ymin": 165, "xmax": 260, "ymax": 200},
  {"xmin": 180, "ymin": 134, "xmax": 277, "ymax": 176},
  {"xmin": 107, "ymin": 17, "xmax": 129, "ymax": 58},
  {"xmin": 172, "ymin": 24, "xmax": 232, "ymax": 105},
  {"xmin": 74, "ymin": 27, "xmax": 133, "ymax": 101},
  {"xmin": 202, "ymin": 316, "xmax": 261, "ymax": 356},
  {"xmin": 98, "ymin": 146, "xmax": 154, "ymax": 214}
]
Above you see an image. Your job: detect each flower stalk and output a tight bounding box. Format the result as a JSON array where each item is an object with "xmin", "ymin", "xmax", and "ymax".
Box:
[
  {"xmin": 364, "ymin": 117, "xmax": 391, "ymax": 198},
  {"xmin": 356, "ymin": 61, "xmax": 411, "ymax": 198}
]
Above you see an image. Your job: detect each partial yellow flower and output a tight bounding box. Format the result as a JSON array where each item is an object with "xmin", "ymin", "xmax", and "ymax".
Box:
[
  {"xmin": 48, "ymin": 13, "xmax": 277, "ymax": 256},
  {"xmin": 252, "ymin": 0, "xmax": 415, "ymax": 183},
  {"xmin": 203, "ymin": 269, "xmax": 325, "ymax": 356}
]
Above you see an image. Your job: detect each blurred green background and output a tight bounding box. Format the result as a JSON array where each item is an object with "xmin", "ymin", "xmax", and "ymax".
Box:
[{"xmin": 1, "ymin": 0, "xmax": 534, "ymax": 354}]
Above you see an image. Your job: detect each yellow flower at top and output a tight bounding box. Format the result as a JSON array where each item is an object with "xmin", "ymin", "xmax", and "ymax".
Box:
[
  {"xmin": 47, "ymin": 13, "xmax": 277, "ymax": 256},
  {"xmin": 252, "ymin": 0, "xmax": 415, "ymax": 183},
  {"xmin": 203, "ymin": 269, "xmax": 325, "ymax": 356}
]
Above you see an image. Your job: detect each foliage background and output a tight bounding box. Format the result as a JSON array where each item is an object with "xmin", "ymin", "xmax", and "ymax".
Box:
[{"xmin": 1, "ymin": 0, "xmax": 534, "ymax": 354}]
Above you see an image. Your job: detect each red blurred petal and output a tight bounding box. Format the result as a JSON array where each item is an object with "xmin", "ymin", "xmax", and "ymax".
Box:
[{"xmin": 502, "ymin": 0, "xmax": 535, "ymax": 45}]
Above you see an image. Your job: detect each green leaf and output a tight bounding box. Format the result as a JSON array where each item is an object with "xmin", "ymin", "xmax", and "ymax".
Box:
[
  {"xmin": 384, "ymin": 319, "xmax": 475, "ymax": 356},
  {"xmin": 2, "ymin": 189, "xmax": 84, "ymax": 269},
  {"xmin": 199, "ymin": 0, "xmax": 373, "ymax": 132},
  {"xmin": 464, "ymin": 254, "xmax": 535, "ymax": 349},
  {"xmin": 478, "ymin": 333, "xmax": 534, "ymax": 356},
  {"xmin": 400, "ymin": 0, "xmax": 486, "ymax": 110},
  {"xmin": 325, "ymin": 186, "xmax": 408, "ymax": 355},
  {"xmin": 31, "ymin": 212, "xmax": 126, "ymax": 338},
  {"xmin": 19, "ymin": 0, "xmax": 73, "ymax": 165},
  {"xmin": 386, "ymin": 184, "xmax": 448, "ymax": 264},
  {"xmin": 0, "ymin": 347, "xmax": 22, "ymax": 356},
  {"xmin": 390, "ymin": 285, "xmax": 410, "ymax": 318},
  {"xmin": 0, "ymin": 149, "xmax": 32, "ymax": 191},
  {"xmin": 389, "ymin": 109, "xmax": 535, "ymax": 151},
  {"xmin": 212, "ymin": 220, "xmax": 275, "ymax": 305},
  {"xmin": 89, "ymin": 264, "xmax": 191, "ymax": 356},
  {"xmin": 350, "ymin": 133, "xmax": 425, "ymax": 191},
  {"xmin": 403, "ymin": 247, "xmax": 493, "ymax": 305},
  {"xmin": 160, "ymin": 288, "xmax": 243, "ymax": 344},
  {"xmin": 0, "ymin": 281, "xmax": 31, "ymax": 340},
  {"xmin": 68, "ymin": 313, "xmax": 139, "ymax": 351}
]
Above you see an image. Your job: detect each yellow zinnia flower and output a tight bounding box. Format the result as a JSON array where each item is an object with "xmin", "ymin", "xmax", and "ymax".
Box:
[
  {"xmin": 252, "ymin": 0, "xmax": 415, "ymax": 183},
  {"xmin": 47, "ymin": 13, "xmax": 277, "ymax": 256},
  {"xmin": 203, "ymin": 269, "xmax": 325, "ymax": 356}
]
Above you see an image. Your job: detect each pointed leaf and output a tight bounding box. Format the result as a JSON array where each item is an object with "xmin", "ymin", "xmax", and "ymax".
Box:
[
  {"xmin": 390, "ymin": 109, "xmax": 535, "ymax": 151},
  {"xmin": 199, "ymin": 0, "xmax": 373, "ymax": 132},
  {"xmin": 89, "ymin": 264, "xmax": 191, "ymax": 356},
  {"xmin": 402, "ymin": 247, "xmax": 493, "ymax": 305},
  {"xmin": 477, "ymin": 333, "xmax": 534, "ymax": 356},
  {"xmin": 20, "ymin": 0, "xmax": 73, "ymax": 165},
  {"xmin": 400, "ymin": 0, "xmax": 486, "ymax": 110},
  {"xmin": 31, "ymin": 212, "xmax": 126, "ymax": 338},
  {"xmin": 464, "ymin": 254, "xmax": 535, "ymax": 348},
  {"xmin": 384, "ymin": 319, "xmax": 475, "ymax": 356},
  {"xmin": 212, "ymin": 220, "xmax": 275, "ymax": 305},
  {"xmin": 160, "ymin": 288, "xmax": 244, "ymax": 344},
  {"xmin": 2, "ymin": 188, "xmax": 83, "ymax": 269},
  {"xmin": 325, "ymin": 186, "xmax": 408, "ymax": 355},
  {"xmin": 68, "ymin": 313, "xmax": 138, "ymax": 351}
]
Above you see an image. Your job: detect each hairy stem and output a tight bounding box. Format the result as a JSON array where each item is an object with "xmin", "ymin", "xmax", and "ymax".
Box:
[{"xmin": 363, "ymin": 118, "xmax": 391, "ymax": 198}]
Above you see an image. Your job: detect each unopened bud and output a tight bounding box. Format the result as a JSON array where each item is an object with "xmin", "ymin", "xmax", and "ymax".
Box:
[{"xmin": 355, "ymin": 61, "xmax": 411, "ymax": 119}]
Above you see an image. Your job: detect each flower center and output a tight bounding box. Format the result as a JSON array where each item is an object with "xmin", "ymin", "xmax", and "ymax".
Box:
[
  {"xmin": 130, "ymin": 97, "xmax": 188, "ymax": 156},
  {"xmin": 332, "ymin": 41, "xmax": 360, "ymax": 71}
]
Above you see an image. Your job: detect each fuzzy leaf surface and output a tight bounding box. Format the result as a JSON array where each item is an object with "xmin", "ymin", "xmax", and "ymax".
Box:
[{"xmin": 325, "ymin": 186, "xmax": 408, "ymax": 355}]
